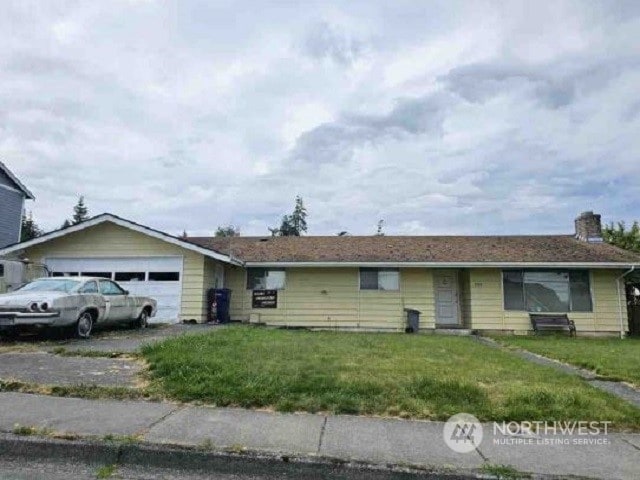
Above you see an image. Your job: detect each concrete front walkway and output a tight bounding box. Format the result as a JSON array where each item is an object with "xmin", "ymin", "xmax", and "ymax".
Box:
[
  {"xmin": 475, "ymin": 337, "xmax": 640, "ymax": 408},
  {"xmin": 0, "ymin": 392, "xmax": 637, "ymax": 480}
]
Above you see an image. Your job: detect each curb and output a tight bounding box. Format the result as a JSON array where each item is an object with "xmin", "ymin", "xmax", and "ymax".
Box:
[{"xmin": 0, "ymin": 433, "xmax": 478, "ymax": 479}]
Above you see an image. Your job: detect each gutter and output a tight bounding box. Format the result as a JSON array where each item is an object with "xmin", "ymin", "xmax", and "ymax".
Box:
[{"xmin": 615, "ymin": 266, "xmax": 635, "ymax": 339}]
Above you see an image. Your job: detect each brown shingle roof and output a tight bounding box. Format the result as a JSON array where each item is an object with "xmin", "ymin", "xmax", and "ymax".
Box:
[{"xmin": 186, "ymin": 235, "xmax": 640, "ymax": 265}]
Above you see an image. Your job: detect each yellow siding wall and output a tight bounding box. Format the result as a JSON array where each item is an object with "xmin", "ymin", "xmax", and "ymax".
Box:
[
  {"xmin": 22, "ymin": 222, "xmax": 213, "ymax": 322},
  {"xmin": 225, "ymin": 267, "xmax": 435, "ymax": 331},
  {"xmin": 467, "ymin": 268, "xmax": 626, "ymax": 333}
]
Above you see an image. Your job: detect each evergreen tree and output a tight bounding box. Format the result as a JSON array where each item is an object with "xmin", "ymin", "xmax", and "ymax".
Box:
[
  {"xmin": 375, "ymin": 219, "xmax": 385, "ymax": 236},
  {"xmin": 270, "ymin": 215, "xmax": 293, "ymax": 236},
  {"xmin": 289, "ymin": 196, "xmax": 308, "ymax": 235},
  {"xmin": 21, "ymin": 211, "xmax": 42, "ymax": 242},
  {"xmin": 72, "ymin": 196, "xmax": 89, "ymax": 224},
  {"xmin": 61, "ymin": 219, "xmax": 72, "ymax": 229},
  {"xmin": 269, "ymin": 196, "xmax": 308, "ymax": 236}
]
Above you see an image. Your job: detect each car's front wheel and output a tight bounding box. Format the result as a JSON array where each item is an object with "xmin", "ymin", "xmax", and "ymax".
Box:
[
  {"xmin": 75, "ymin": 312, "xmax": 94, "ymax": 339},
  {"xmin": 133, "ymin": 309, "xmax": 149, "ymax": 329}
]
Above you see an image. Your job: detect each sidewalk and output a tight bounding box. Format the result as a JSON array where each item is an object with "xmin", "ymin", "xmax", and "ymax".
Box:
[{"xmin": 0, "ymin": 392, "xmax": 638, "ymax": 479}]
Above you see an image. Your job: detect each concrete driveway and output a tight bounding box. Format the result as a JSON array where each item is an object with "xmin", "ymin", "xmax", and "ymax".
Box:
[
  {"xmin": 51, "ymin": 323, "xmax": 222, "ymax": 354},
  {"xmin": 0, "ymin": 323, "xmax": 222, "ymax": 388}
]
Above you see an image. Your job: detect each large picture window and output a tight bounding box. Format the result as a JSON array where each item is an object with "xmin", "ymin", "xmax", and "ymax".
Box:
[
  {"xmin": 246, "ymin": 268, "xmax": 286, "ymax": 290},
  {"xmin": 502, "ymin": 270, "xmax": 592, "ymax": 312},
  {"xmin": 359, "ymin": 268, "xmax": 400, "ymax": 291}
]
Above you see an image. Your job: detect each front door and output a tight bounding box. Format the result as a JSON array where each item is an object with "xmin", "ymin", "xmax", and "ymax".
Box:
[{"xmin": 434, "ymin": 271, "xmax": 460, "ymax": 327}]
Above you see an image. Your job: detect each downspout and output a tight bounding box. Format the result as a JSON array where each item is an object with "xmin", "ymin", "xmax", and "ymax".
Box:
[{"xmin": 616, "ymin": 266, "xmax": 635, "ymax": 339}]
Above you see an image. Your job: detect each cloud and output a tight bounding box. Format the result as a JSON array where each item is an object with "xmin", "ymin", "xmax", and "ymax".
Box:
[
  {"xmin": 289, "ymin": 92, "xmax": 452, "ymax": 165},
  {"xmin": 0, "ymin": 0, "xmax": 639, "ymax": 237},
  {"xmin": 441, "ymin": 62, "xmax": 580, "ymax": 108},
  {"xmin": 301, "ymin": 21, "xmax": 365, "ymax": 66}
]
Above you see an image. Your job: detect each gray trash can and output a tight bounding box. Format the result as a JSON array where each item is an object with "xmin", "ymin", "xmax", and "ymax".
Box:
[{"xmin": 404, "ymin": 308, "xmax": 421, "ymax": 333}]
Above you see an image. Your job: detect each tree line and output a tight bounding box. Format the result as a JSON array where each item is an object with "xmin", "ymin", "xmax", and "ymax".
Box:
[{"xmin": 21, "ymin": 196, "xmax": 90, "ymax": 242}]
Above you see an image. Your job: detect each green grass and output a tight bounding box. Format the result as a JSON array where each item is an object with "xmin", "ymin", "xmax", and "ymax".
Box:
[
  {"xmin": 12, "ymin": 424, "xmax": 41, "ymax": 436},
  {"xmin": 95, "ymin": 464, "xmax": 117, "ymax": 479},
  {"xmin": 481, "ymin": 463, "xmax": 529, "ymax": 479},
  {"xmin": 141, "ymin": 326, "xmax": 640, "ymax": 429},
  {"xmin": 491, "ymin": 335, "xmax": 640, "ymax": 385},
  {"xmin": 0, "ymin": 379, "xmax": 151, "ymax": 401}
]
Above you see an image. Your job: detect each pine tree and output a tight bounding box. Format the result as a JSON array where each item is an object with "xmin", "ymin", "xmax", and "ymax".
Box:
[
  {"xmin": 21, "ymin": 211, "xmax": 42, "ymax": 241},
  {"xmin": 72, "ymin": 196, "xmax": 89, "ymax": 225},
  {"xmin": 375, "ymin": 219, "xmax": 385, "ymax": 236},
  {"xmin": 269, "ymin": 196, "xmax": 308, "ymax": 237},
  {"xmin": 271, "ymin": 215, "xmax": 294, "ymax": 236},
  {"xmin": 61, "ymin": 219, "xmax": 72, "ymax": 229},
  {"xmin": 289, "ymin": 196, "xmax": 308, "ymax": 236}
]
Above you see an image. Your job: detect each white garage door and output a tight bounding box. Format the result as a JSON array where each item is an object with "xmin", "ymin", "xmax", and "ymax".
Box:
[{"xmin": 45, "ymin": 257, "xmax": 183, "ymax": 323}]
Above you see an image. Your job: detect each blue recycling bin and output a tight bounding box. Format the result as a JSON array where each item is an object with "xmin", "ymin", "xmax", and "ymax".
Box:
[{"xmin": 207, "ymin": 288, "xmax": 232, "ymax": 323}]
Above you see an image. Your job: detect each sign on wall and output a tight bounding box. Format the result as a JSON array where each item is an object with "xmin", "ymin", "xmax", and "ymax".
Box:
[{"xmin": 252, "ymin": 289, "xmax": 278, "ymax": 308}]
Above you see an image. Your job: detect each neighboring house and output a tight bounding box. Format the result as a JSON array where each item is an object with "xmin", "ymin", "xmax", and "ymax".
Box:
[
  {"xmin": 0, "ymin": 161, "xmax": 34, "ymax": 248},
  {"xmin": 0, "ymin": 211, "xmax": 639, "ymax": 335}
]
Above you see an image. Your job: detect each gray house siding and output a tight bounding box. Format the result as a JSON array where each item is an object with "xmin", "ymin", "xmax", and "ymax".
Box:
[
  {"xmin": 0, "ymin": 169, "xmax": 16, "ymax": 188},
  {"xmin": 0, "ymin": 185, "xmax": 24, "ymax": 248}
]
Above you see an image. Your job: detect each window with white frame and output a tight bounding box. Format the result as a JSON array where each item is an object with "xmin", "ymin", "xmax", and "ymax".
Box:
[
  {"xmin": 246, "ymin": 268, "xmax": 286, "ymax": 290},
  {"xmin": 503, "ymin": 270, "xmax": 592, "ymax": 312},
  {"xmin": 359, "ymin": 268, "xmax": 400, "ymax": 290}
]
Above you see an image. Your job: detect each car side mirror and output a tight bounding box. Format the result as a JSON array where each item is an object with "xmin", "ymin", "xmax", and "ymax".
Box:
[{"xmin": 124, "ymin": 290, "xmax": 129, "ymax": 295}]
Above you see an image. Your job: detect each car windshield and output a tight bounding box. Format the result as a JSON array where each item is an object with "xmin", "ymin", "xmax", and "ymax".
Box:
[{"xmin": 16, "ymin": 279, "xmax": 81, "ymax": 293}]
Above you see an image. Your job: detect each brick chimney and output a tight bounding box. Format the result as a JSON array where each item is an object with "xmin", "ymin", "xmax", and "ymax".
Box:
[{"xmin": 574, "ymin": 211, "xmax": 603, "ymax": 243}]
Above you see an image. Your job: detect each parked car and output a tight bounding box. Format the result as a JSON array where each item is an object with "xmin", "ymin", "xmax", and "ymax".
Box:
[{"xmin": 0, "ymin": 277, "xmax": 157, "ymax": 339}]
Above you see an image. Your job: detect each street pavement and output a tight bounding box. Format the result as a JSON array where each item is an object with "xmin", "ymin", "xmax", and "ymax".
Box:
[{"xmin": 0, "ymin": 455, "xmax": 440, "ymax": 480}]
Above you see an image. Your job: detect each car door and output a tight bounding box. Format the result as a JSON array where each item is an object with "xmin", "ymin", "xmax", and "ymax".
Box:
[
  {"xmin": 99, "ymin": 280, "xmax": 130, "ymax": 322},
  {"xmin": 77, "ymin": 280, "xmax": 106, "ymax": 323}
]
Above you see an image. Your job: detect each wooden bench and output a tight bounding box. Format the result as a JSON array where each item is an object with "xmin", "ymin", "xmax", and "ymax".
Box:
[{"xmin": 529, "ymin": 313, "xmax": 576, "ymax": 337}]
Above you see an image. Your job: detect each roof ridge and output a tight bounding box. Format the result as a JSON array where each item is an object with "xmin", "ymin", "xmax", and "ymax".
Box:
[{"xmin": 190, "ymin": 234, "xmax": 576, "ymax": 240}]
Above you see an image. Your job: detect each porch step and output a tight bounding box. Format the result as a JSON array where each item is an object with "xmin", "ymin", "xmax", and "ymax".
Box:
[{"xmin": 433, "ymin": 328, "xmax": 474, "ymax": 336}]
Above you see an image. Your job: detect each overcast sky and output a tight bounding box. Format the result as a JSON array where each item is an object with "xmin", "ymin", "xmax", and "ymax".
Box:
[{"xmin": 2, "ymin": 1, "xmax": 639, "ymax": 237}]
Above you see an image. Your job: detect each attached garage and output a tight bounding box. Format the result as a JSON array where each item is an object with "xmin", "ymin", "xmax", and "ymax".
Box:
[
  {"xmin": 0, "ymin": 214, "xmax": 238, "ymax": 323},
  {"xmin": 45, "ymin": 256, "xmax": 183, "ymax": 322}
]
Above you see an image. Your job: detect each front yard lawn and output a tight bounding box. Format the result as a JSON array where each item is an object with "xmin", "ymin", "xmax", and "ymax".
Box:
[
  {"xmin": 490, "ymin": 335, "xmax": 640, "ymax": 385},
  {"xmin": 142, "ymin": 327, "xmax": 640, "ymax": 429}
]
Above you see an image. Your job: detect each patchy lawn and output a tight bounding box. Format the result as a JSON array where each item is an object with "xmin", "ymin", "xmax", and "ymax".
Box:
[
  {"xmin": 142, "ymin": 327, "xmax": 640, "ymax": 429},
  {"xmin": 490, "ymin": 335, "xmax": 640, "ymax": 385}
]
